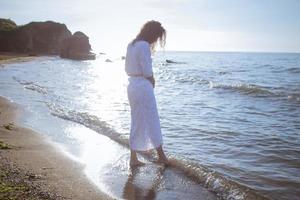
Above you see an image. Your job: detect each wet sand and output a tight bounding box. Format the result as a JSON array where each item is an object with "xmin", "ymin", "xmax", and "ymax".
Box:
[
  {"xmin": 0, "ymin": 95, "xmax": 219, "ymax": 200},
  {"xmin": 0, "ymin": 96, "xmax": 111, "ymax": 199}
]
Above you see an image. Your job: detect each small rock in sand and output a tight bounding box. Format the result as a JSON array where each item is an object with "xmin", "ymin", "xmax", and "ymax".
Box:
[
  {"xmin": 0, "ymin": 141, "xmax": 10, "ymax": 149},
  {"xmin": 3, "ymin": 122, "xmax": 14, "ymax": 130}
]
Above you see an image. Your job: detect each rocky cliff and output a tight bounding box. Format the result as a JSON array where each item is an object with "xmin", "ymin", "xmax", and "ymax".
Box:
[
  {"xmin": 0, "ymin": 18, "xmax": 95, "ymax": 60},
  {"xmin": 60, "ymin": 31, "xmax": 95, "ymax": 60},
  {"xmin": 0, "ymin": 19, "xmax": 72, "ymax": 54}
]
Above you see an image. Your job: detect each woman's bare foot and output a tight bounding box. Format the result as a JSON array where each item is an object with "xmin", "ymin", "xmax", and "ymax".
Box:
[
  {"xmin": 130, "ymin": 150, "xmax": 145, "ymax": 168},
  {"xmin": 156, "ymin": 145, "xmax": 169, "ymax": 166}
]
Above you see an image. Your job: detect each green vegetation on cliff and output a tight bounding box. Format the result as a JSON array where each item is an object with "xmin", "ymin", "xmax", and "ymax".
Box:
[{"xmin": 0, "ymin": 18, "xmax": 17, "ymax": 32}]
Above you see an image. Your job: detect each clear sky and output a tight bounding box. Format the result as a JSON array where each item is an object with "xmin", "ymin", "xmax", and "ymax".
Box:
[{"xmin": 1, "ymin": 0, "xmax": 300, "ymax": 54}]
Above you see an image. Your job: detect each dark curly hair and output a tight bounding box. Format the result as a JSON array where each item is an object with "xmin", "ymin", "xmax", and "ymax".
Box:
[{"xmin": 132, "ymin": 20, "xmax": 166, "ymax": 52}]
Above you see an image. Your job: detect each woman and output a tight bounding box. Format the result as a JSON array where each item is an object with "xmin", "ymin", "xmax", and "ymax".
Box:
[{"xmin": 125, "ymin": 20, "xmax": 168, "ymax": 167}]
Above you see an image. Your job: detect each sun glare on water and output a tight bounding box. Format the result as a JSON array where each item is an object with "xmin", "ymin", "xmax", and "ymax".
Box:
[{"xmin": 83, "ymin": 58, "xmax": 129, "ymax": 134}]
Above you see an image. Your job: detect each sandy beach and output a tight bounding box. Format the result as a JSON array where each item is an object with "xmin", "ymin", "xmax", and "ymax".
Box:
[
  {"xmin": 0, "ymin": 96, "xmax": 111, "ymax": 199},
  {"xmin": 0, "ymin": 52, "xmax": 36, "ymax": 65}
]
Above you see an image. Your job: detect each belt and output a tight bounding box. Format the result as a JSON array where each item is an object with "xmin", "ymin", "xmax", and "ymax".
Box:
[{"xmin": 128, "ymin": 74, "xmax": 143, "ymax": 77}]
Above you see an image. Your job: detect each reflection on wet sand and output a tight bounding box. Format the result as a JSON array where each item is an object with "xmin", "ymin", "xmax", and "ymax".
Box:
[
  {"xmin": 65, "ymin": 124, "xmax": 217, "ymax": 199},
  {"xmin": 122, "ymin": 166, "xmax": 166, "ymax": 200}
]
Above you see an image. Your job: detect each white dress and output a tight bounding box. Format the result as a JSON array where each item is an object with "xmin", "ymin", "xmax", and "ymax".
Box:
[{"xmin": 125, "ymin": 40, "xmax": 163, "ymax": 151}]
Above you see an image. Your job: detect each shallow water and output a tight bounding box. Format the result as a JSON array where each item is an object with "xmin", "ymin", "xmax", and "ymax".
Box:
[{"xmin": 0, "ymin": 52, "xmax": 299, "ymax": 200}]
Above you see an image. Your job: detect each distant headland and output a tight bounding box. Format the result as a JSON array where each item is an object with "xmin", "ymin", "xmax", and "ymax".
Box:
[{"xmin": 0, "ymin": 18, "xmax": 95, "ymax": 60}]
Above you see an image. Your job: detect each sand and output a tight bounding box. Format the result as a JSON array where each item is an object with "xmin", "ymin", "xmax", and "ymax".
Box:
[
  {"xmin": 0, "ymin": 96, "xmax": 112, "ymax": 199},
  {"xmin": 0, "ymin": 52, "xmax": 36, "ymax": 65}
]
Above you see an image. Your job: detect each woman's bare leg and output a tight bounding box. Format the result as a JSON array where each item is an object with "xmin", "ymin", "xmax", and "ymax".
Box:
[
  {"xmin": 156, "ymin": 145, "xmax": 168, "ymax": 165},
  {"xmin": 130, "ymin": 150, "xmax": 144, "ymax": 167}
]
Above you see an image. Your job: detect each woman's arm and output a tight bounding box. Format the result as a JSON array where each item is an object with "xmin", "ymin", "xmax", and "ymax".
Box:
[
  {"xmin": 146, "ymin": 75, "xmax": 155, "ymax": 88},
  {"xmin": 138, "ymin": 42, "xmax": 153, "ymax": 76},
  {"xmin": 138, "ymin": 42, "xmax": 155, "ymax": 88}
]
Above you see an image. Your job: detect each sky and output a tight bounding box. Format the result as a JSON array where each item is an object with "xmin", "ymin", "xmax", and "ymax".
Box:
[{"xmin": 1, "ymin": 0, "xmax": 300, "ymax": 54}]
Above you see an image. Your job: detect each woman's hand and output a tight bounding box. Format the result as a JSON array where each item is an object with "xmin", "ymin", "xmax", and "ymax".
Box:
[{"xmin": 146, "ymin": 76, "xmax": 155, "ymax": 88}]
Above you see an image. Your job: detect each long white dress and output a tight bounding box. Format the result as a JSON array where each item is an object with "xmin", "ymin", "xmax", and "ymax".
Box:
[{"xmin": 125, "ymin": 40, "xmax": 163, "ymax": 151}]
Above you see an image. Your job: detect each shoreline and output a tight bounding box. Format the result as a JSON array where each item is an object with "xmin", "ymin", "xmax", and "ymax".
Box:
[
  {"xmin": 0, "ymin": 55, "xmax": 252, "ymax": 200},
  {"xmin": 0, "ymin": 52, "xmax": 37, "ymax": 65},
  {"xmin": 0, "ymin": 53, "xmax": 276, "ymax": 200},
  {"xmin": 0, "ymin": 96, "xmax": 111, "ymax": 199}
]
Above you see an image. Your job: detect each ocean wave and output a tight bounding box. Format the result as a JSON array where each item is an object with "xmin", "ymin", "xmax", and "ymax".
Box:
[
  {"xmin": 177, "ymin": 76, "xmax": 210, "ymax": 85},
  {"xmin": 13, "ymin": 76, "xmax": 48, "ymax": 94},
  {"xmin": 209, "ymin": 82, "xmax": 273, "ymax": 97},
  {"xmin": 287, "ymin": 94, "xmax": 300, "ymax": 102},
  {"xmin": 287, "ymin": 67, "xmax": 300, "ymax": 73},
  {"xmin": 12, "ymin": 76, "xmax": 34, "ymax": 85},
  {"xmin": 24, "ymin": 84, "xmax": 47, "ymax": 94},
  {"xmin": 46, "ymin": 103, "xmax": 128, "ymax": 145},
  {"xmin": 46, "ymin": 103, "xmax": 269, "ymax": 200},
  {"xmin": 168, "ymin": 156, "xmax": 270, "ymax": 200}
]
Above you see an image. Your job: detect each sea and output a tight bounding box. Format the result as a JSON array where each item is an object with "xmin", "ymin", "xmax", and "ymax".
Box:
[{"xmin": 0, "ymin": 51, "xmax": 299, "ymax": 200}]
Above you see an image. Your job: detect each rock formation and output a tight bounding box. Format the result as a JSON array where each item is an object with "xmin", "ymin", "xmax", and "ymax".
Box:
[
  {"xmin": 60, "ymin": 31, "xmax": 95, "ymax": 60},
  {"xmin": 165, "ymin": 59, "xmax": 187, "ymax": 64},
  {"xmin": 0, "ymin": 19, "xmax": 71, "ymax": 54},
  {"xmin": 0, "ymin": 18, "xmax": 95, "ymax": 60}
]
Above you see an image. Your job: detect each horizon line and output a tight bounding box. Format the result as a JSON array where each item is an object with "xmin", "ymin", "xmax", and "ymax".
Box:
[{"xmin": 158, "ymin": 49, "xmax": 300, "ymax": 54}]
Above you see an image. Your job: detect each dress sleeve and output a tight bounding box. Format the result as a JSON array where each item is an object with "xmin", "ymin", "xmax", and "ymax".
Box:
[{"xmin": 138, "ymin": 42, "xmax": 153, "ymax": 78}]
